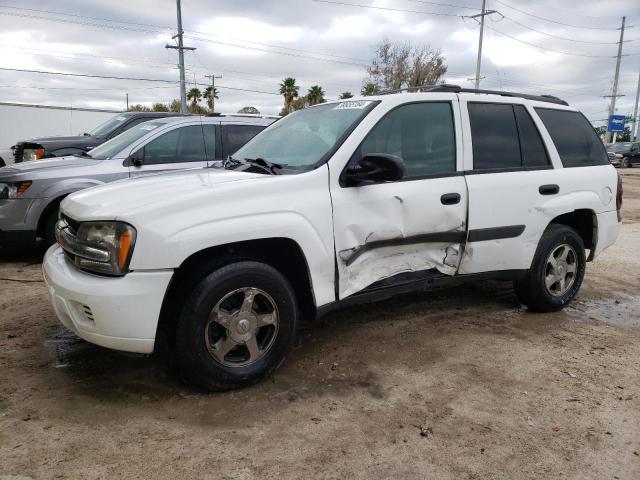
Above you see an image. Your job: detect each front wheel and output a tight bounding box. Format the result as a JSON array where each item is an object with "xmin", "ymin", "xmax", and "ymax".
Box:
[
  {"xmin": 175, "ymin": 261, "xmax": 298, "ymax": 390},
  {"xmin": 621, "ymin": 157, "xmax": 629, "ymax": 168},
  {"xmin": 514, "ymin": 224, "xmax": 586, "ymax": 312}
]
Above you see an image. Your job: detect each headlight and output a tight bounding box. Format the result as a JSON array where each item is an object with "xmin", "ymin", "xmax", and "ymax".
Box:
[
  {"xmin": 22, "ymin": 148, "xmax": 45, "ymax": 162},
  {"xmin": 0, "ymin": 181, "xmax": 32, "ymax": 199},
  {"xmin": 56, "ymin": 219, "xmax": 137, "ymax": 276}
]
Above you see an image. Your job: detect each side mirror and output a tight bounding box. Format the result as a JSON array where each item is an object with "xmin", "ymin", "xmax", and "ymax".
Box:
[
  {"xmin": 127, "ymin": 148, "xmax": 144, "ymax": 167},
  {"xmin": 345, "ymin": 153, "xmax": 405, "ymax": 186}
]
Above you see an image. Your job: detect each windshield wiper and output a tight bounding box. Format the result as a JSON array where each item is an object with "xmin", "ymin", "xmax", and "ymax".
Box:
[
  {"xmin": 244, "ymin": 157, "xmax": 283, "ymax": 175},
  {"xmin": 223, "ymin": 156, "xmax": 282, "ymax": 175},
  {"xmin": 223, "ymin": 156, "xmax": 243, "ymax": 170}
]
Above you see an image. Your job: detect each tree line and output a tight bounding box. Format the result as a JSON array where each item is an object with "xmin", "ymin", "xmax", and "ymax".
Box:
[{"xmin": 129, "ymin": 39, "xmax": 447, "ymax": 116}]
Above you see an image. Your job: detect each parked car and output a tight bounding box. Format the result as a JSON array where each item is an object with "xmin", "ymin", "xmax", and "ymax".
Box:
[
  {"xmin": 606, "ymin": 142, "xmax": 640, "ymax": 167},
  {"xmin": 0, "ymin": 115, "xmax": 274, "ymax": 248},
  {"xmin": 10, "ymin": 111, "xmax": 184, "ymax": 164},
  {"xmin": 44, "ymin": 86, "xmax": 621, "ymax": 390}
]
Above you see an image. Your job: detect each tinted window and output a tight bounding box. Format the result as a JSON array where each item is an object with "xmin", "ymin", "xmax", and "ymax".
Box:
[
  {"xmin": 513, "ymin": 105, "xmax": 549, "ymax": 167},
  {"xmin": 469, "ymin": 103, "xmax": 521, "ymax": 170},
  {"xmin": 535, "ymin": 108, "xmax": 608, "ymax": 167},
  {"xmin": 225, "ymin": 125, "xmax": 265, "ymax": 157},
  {"xmin": 89, "ymin": 121, "xmax": 166, "ymax": 160},
  {"xmin": 143, "ymin": 125, "xmax": 213, "ymax": 165},
  {"xmin": 359, "ymin": 102, "xmax": 456, "ymax": 178}
]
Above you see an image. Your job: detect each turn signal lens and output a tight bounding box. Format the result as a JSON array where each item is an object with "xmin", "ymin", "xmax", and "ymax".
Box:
[
  {"xmin": 35, "ymin": 148, "xmax": 45, "ymax": 160},
  {"xmin": 16, "ymin": 181, "xmax": 32, "ymax": 196},
  {"xmin": 118, "ymin": 229, "xmax": 134, "ymax": 270}
]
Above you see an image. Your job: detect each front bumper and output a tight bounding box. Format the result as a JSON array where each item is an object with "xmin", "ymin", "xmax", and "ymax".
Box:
[
  {"xmin": 0, "ymin": 198, "xmax": 43, "ymax": 247},
  {"xmin": 43, "ymin": 245, "xmax": 173, "ymax": 354}
]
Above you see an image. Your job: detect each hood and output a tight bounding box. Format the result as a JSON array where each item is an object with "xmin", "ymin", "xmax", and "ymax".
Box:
[
  {"xmin": 17, "ymin": 135, "xmax": 101, "ymax": 150},
  {"xmin": 62, "ymin": 168, "xmax": 268, "ymax": 220},
  {"xmin": 0, "ymin": 156, "xmax": 100, "ymax": 179}
]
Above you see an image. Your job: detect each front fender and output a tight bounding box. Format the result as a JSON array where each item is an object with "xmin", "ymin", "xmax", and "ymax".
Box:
[{"xmin": 130, "ymin": 211, "xmax": 336, "ymax": 307}]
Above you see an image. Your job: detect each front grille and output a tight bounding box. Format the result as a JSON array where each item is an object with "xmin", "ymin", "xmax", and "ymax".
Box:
[{"xmin": 13, "ymin": 143, "xmax": 25, "ymax": 163}]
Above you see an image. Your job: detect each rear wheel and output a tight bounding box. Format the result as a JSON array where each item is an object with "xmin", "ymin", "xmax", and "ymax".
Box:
[
  {"xmin": 514, "ymin": 224, "xmax": 585, "ymax": 312},
  {"xmin": 175, "ymin": 261, "xmax": 298, "ymax": 390}
]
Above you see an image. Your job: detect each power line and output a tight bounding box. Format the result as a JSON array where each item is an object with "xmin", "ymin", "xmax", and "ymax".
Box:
[
  {"xmin": 492, "ymin": 0, "xmax": 631, "ymax": 31},
  {"xmin": 499, "ymin": 14, "xmax": 627, "ymax": 45},
  {"xmin": 311, "ymin": 0, "xmax": 464, "ymax": 17},
  {"xmin": 483, "ymin": 24, "xmax": 622, "ymax": 58},
  {"xmin": 404, "ymin": 0, "xmax": 478, "ymax": 11},
  {"xmin": 0, "ymin": 4, "xmax": 173, "ymax": 30},
  {"xmin": 0, "ymin": 67, "xmax": 282, "ymax": 96}
]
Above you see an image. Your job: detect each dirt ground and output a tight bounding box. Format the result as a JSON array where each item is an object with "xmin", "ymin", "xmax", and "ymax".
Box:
[{"xmin": 1, "ymin": 171, "xmax": 639, "ymax": 480}]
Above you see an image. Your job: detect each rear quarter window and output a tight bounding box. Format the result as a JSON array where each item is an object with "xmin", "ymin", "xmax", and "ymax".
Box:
[{"xmin": 535, "ymin": 108, "xmax": 608, "ymax": 167}]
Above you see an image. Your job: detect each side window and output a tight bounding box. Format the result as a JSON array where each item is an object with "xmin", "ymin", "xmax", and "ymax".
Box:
[
  {"xmin": 224, "ymin": 125, "xmax": 265, "ymax": 157},
  {"xmin": 468, "ymin": 103, "xmax": 521, "ymax": 170},
  {"xmin": 359, "ymin": 102, "xmax": 456, "ymax": 179},
  {"xmin": 534, "ymin": 108, "xmax": 608, "ymax": 167},
  {"xmin": 143, "ymin": 125, "xmax": 208, "ymax": 165},
  {"xmin": 513, "ymin": 105, "xmax": 550, "ymax": 167},
  {"xmin": 111, "ymin": 117, "xmax": 151, "ymax": 138}
]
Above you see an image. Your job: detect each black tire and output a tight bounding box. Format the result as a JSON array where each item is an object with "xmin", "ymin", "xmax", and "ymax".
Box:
[
  {"xmin": 621, "ymin": 157, "xmax": 629, "ymax": 168},
  {"xmin": 42, "ymin": 208, "xmax": 59, "ymax": 247},
  {"xmin": 514, "ymin": 224, "xmax": 585, "ymax": 312},
  {"xmin": 175, "ymin": 261, "xmax": 298, "ymax": 391}
]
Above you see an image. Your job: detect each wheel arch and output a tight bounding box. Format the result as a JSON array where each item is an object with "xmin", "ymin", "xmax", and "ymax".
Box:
[
  {"xmin": 156, "ymin": 237, "xmax": 316, "ymax": 354},
  {"xmin": 546, "ymin": 208, "xmax": 597, "ymax": 260}
]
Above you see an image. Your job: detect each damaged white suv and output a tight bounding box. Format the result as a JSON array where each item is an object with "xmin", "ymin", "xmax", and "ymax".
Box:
[{"xmin": 44, "ymin": 86, "xmax": 622, "ymax": 390}]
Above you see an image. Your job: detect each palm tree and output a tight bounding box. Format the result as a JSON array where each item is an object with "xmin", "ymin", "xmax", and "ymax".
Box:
[
  {"xmin": 279, "ymin": 77, "xmax": 299, "ymax": 114},
  {"xmin": 203, "ymin": 86, "xmax": 219, "ymax": 112},
  {"xmin": 339, "ymin": 91, "xmax": 354, "ymax": 99},
  {"xmin": 361, "ymin": 83, "xmax": 380, "ymax": 96},
  {"xmin": 307, "ymin": 85, "xmax": 325, "ymax": 106},
  {"xmin": 187, "ymin": 87, "xmax": 202, "ymax": 113}
]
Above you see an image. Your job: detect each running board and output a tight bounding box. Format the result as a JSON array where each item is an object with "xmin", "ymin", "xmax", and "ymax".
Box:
[{"xmin": 316, "ymin": 269, "xmax": 526, "ymax": 319}]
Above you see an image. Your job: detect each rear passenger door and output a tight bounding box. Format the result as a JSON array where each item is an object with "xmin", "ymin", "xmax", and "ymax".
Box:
[
  {"xmin": 458, "ymin": 101, "xmax": 559, "ymax": 274},
  {"xmin": 129, "ymin": 123, "xmax": 216, "ymax": 177}
]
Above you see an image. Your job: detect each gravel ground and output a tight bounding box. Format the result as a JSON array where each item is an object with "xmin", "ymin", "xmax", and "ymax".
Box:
[{"xmin": 0, "ymin": 169, "xmax": 639, "ymax": 480}]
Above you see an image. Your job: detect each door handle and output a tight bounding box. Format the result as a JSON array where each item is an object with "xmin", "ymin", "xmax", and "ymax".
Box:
[
  {"xmin": 539, "ymin": 184, "xmax": 559, "ymax": 195},
  {"xmin": 440, "ymin": 193, "xmax": 461, "ymax": 205}
]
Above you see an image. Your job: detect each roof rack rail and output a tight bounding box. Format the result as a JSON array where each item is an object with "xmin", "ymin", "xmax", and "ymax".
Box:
[
  {"xmin": 204, "ymin": 112, "xmax": 281, "ymax": 119},
  {"xmin": 379, "ymin": 83, "xmax": 568, "ymax": 106}
]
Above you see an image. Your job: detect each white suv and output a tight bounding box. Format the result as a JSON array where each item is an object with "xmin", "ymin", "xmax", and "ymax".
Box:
[{"xmin": 43, "ymin": 86, "xmax": 622, "ymax": 390}]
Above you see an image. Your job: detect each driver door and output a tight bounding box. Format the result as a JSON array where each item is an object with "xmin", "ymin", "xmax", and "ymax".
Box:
[
  {"xmin": 329, "ymin": 100, "xmax": 468, "ymax": 298},
  {"xmin": 129, "ymin": 123, "xmax": 215, "ymax": 176}
]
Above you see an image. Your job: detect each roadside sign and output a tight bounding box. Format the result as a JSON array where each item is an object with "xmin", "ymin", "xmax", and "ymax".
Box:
[{"xmin": 607, "ymin": 114, "xmax": 626, "ymax": 132}]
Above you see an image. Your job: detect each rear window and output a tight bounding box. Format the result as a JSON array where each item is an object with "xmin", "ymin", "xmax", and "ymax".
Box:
[
  {"xmin": 535, "ymin": 108, "xmax": 608, "ymax": 167},
  {"xmin": 468, "ymin": 103, "xmax": 522, "ymax": 170}
]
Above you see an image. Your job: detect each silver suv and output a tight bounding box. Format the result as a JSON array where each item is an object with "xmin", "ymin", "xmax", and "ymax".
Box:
[{"xmin": 0, "ymin": 115, "xmax": 275, "ymax": 247}]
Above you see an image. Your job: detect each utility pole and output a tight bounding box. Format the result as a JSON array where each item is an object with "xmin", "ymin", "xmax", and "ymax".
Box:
[
  {"xmin": 468, "ymin": 0, "xmax": 498, "ymax": 89},
  {"xmin": 605, "ymin": 16, "xmax": 626, "ymax": 144},
  {"xmin": 125, "ymin": 93, "xmax": 129, "ymax": 111},
  {"xmin": 204, "ymin": 73, "xmax": 222, "ymax": 112},
  {"xmin": 632, "ymin": 70, "xmax": 640, "ymax": 141},
  {"xmin": 166, "ymin": 0, "xmax": 195, "ymax": 114}
]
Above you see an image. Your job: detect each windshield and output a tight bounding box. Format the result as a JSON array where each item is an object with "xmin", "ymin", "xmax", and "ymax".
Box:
[
  {"xmin": 88, "ymin": 114, "xmax": 130, "ymax": 137},
  {"xmin": 609, "ymin": 143, "xmax": 633, "ymax": 152},
  {"xmin": 232, "ymin": 100, "xmax": 377, "ymax": 169},
  {"xmin": 89, "ymin": 121, "xmax": 165, "ymax": 160}
]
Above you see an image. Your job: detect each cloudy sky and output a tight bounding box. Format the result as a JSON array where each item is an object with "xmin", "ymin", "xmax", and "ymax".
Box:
[{"xmin": 0, "ymin": 0, "xmax": 638, "ymax": 125}]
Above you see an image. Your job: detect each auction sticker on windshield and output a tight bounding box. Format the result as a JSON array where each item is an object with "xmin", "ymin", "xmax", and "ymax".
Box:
[{"xmin": 333, "ymin": 100, "xmax": 372, "ymax": 110}]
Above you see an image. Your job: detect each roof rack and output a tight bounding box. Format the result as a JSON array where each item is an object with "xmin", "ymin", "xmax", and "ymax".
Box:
[
  {"xmin": 205, "ymin": 112, "xmax": 281, "ymax": 119},
  {"xmin": 379, "ymin": 84, "xmax": 568, "ymax": 106}
]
